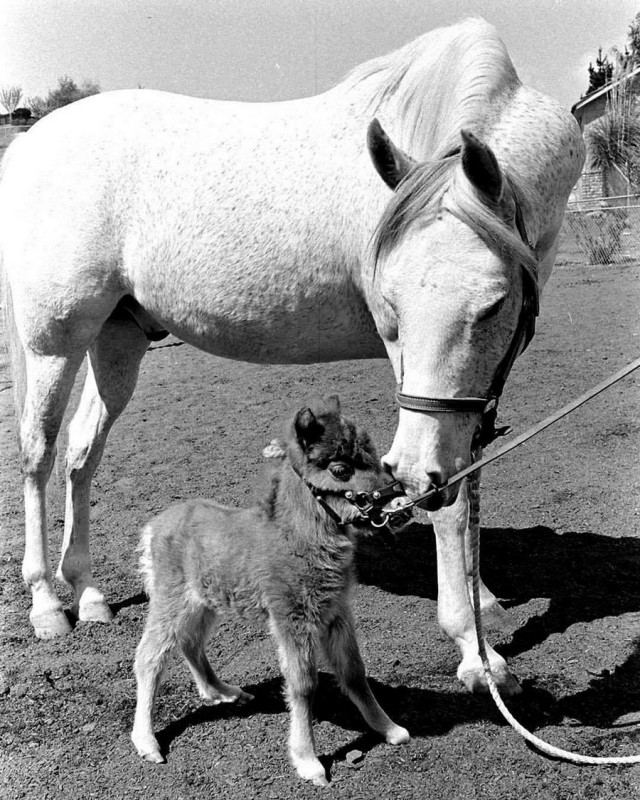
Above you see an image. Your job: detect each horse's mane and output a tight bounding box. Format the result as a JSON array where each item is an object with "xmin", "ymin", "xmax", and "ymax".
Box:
[{"xmin": 345, "ymin": 18, "xmax": 536, "ymax": 274}]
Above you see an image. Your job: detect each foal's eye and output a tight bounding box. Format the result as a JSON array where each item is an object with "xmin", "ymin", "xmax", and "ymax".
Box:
[{"xmin": 329, "ymin": 463, "xmax": 353, "ymax": 481}]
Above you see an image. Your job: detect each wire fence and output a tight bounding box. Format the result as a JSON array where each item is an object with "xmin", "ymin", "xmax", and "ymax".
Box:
[{"xmin": 556, "ymin": 196, "xmax": 640, "ymax": 266}]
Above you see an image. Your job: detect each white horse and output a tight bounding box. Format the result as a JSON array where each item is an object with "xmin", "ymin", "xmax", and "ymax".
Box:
[{"xmin": 0, "ymin": 18, "xmax": 583, "ymax": 693}]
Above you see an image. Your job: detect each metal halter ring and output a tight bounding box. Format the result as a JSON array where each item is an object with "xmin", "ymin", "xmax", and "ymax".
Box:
[{"xmin": 344, "ymin": 481, "xmax": 408, "ymax": 528}]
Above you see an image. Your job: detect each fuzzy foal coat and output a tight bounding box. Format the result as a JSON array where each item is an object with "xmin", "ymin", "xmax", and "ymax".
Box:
[{"xmin": 132, "ymin": 404, "xmax": 409, "ymax": 786}]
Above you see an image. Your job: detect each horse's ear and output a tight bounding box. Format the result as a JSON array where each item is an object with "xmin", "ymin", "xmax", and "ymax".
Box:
[
  {"xmin": 460, "ymin": 129, "xmax": 503, "ymax": 204},
  {"xmin": 294, "ymin": 408, "xmax": 324, "ymax": 450},
  {"xmin": 367, "ymin": 118, "xmax": 416, "ymax": 190}
]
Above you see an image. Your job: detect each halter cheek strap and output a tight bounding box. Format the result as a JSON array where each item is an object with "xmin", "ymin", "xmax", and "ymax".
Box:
[{"xmin": 395, "ymin": 185, "xmax": 539, "ymax": 448}]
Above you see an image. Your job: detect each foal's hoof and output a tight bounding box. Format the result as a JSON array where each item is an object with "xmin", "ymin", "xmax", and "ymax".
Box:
[
  {"xmin": 30, "ymin": 609, "xmax": 73, "ymax": 639},
  {"xmin": 131, "ymin": 733, "xmax": 165, "ymax": 764},
  {"xmin": 201, "ymin": 684, "xmax": 254, "ymax": 705},
  {"xmin": 295, "ymin": 757, "xmax": 329, "ymax": 787},
  {"xmin": 385, "ymin": 724, "xmax": 411, "ymax": 745}
]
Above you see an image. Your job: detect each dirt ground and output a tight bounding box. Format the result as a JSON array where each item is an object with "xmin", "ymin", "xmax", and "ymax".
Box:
[{"xmin": 1, "ymin": 260, "xmax": 640, "ymax": 800}]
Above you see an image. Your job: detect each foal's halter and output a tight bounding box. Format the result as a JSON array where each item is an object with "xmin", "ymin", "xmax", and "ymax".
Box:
[
  {"xmin": 292, "ymin": 465, "xmax": 406, "ymax": 530},
  {"xmin": 396, "ymin": 183, "xmax": 539, "ymax": 450}
]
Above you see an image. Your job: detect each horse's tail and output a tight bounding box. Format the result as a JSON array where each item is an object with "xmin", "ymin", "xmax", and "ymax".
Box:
[{"xmin": 0, "ymin": 143, "xmax": 27, "ymax": 439}]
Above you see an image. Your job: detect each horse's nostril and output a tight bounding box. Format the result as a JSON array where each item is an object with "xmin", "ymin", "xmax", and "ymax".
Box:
[
  {"xmin": 415, "ymin": 471, "xmax": 445, "ymax": 512},
  {"xmin": 426, "ymin": 471, "xmax": 445, "ymax": 489}
]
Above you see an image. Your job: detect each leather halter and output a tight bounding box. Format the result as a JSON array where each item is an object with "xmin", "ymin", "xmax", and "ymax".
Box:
[
  {"xmin": 396, "ymin": 182, "xmax": 539, "ymax": 448},
  {"xmin": 289, "ymin": 462, "xmax": 406, "ymax": 529}
]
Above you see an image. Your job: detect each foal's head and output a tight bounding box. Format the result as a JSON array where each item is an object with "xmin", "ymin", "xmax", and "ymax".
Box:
[{"xmin": 268, "ymin": 395, "xmax": 407, "ymax": 527}]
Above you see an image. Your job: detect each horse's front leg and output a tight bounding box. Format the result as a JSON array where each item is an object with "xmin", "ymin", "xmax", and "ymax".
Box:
[
  {"xmin": 430, "ymin": 480, "xmax": 520, "ymax": 695},
  {"xmin": 464, "ymin": 472, "xmax": 518, "ymax": 637}
]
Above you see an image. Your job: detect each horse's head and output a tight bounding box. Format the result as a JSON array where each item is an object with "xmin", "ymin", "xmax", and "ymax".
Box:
[{"xmin": 367, "ymin": 120, "xmax": 537, "ymax": 507}]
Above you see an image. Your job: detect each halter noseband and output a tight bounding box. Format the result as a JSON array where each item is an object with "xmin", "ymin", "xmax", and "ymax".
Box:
[
  {"xmin": 396, "ymin": 183, "xmax": 539, "ymax": 448},
  {"xmin": 290, "ymin": 462, "xmax": 407, "ymax": 529}
]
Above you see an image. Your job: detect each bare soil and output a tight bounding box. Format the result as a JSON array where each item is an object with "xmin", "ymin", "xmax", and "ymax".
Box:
[{"xmin": 1, "ymin": 261, "xmax": 640, "ymax": 800}]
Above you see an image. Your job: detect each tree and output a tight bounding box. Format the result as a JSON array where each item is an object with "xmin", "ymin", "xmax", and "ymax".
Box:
[
  {"xmin": 587, "ymin": 48, "xmax": 614, "ymax": 94},
  {"xmin": 584, "ymin": 61, "xmax": 640, "ymax": 191},
  {"xmin": 0, "ymin": 85, "xmax": 23, "ymax": 122},
  {"xmin": 12, "ymin": 107, "xmax": 32, "ymax": 122},
  {"xmin": 27, "ymin": 76, "xmax": 100, "ymax": 117},
  {"xmin": 628, "ymin": 12, "xmax": 640, "ymax": 66}
]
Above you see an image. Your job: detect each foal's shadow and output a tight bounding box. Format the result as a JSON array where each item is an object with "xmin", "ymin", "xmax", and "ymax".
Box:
[
  {"xmin": 153, "ymin": 671, "xmax": 501, "ymax": 766},
  {"xmin": 356, "ymin": 521, "xmax": 640, "ymax": 727}
]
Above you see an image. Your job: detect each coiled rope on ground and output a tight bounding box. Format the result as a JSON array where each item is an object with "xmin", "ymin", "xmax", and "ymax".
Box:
[{"xmin": 468, "ymin": 461, "xmax": 640, "ymax": 765}]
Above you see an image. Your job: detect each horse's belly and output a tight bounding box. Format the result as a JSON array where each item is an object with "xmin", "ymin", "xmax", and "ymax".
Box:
[{"xmin": 142, "ymin": 283, "xmax": 385, "ymax": 364}]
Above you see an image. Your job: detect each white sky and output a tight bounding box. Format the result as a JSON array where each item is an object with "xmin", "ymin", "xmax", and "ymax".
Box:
[{"xmin": 0, "ymin": 0, "xmax": 637, "ymax": 112}]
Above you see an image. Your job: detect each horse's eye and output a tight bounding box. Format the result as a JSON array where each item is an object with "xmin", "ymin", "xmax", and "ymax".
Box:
[
  {"xmin": 478, "ymin": 295, "xmax": 507, "ymax": 322},
  {"xmin": 329, "ymin": 463, "xmax": 353, "ymax": 481}
]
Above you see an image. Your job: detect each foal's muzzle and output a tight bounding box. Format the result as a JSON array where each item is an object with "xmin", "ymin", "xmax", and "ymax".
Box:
[{"xmin": 344, "ymin": 480, "xmax": 413, "ymax": 528}]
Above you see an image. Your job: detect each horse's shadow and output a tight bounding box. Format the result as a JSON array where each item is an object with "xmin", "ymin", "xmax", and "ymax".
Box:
[{"xmin": 356, "ymin": 521, "xmax": 640, "ymax": 727}]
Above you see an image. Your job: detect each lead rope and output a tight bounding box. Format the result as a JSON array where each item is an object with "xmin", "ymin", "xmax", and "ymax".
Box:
[{"xmin": 468, "ymin": 454, "xmax": 640, "ymax": 765}]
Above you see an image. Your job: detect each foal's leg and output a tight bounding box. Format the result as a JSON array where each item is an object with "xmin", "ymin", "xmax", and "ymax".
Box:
[
  {"xmin": 269, "ymin": 617, "xmax": 326, "ymax": 787},
  {"xmin": 178, "ymin": 606, "xmax": 254, "ymax": 705},
  {"xmin": 58, "ymin": 318, "xmax": 149, "ymax": 622},
  {"xmin": 21, "ymin": 351, "xmax": 87, "ymax": 639},
  {"xmin": 131, "ymin": 602, "xmax": 178, "ymax": 763},
  {"xmin": 430, "ymin": 480, "xmax": 520, "ymax": 695},
  {"xmin": 321, "ymin": 607, "xmax": 409, "ymax": 745}
]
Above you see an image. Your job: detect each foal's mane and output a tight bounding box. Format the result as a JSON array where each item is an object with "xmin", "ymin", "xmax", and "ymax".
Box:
[{"xmin": 345, "ymin": 18, "xmax": 537, "ymax": 274}]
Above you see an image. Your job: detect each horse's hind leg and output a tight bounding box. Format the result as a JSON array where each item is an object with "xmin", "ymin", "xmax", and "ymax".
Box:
[
  {"xmin": 21, "ymin": 352, "xmax": 87, "ymax": 639},
  {"xmin": 58, "ymin": 317, "xmax": 149, "ymax": 622}
]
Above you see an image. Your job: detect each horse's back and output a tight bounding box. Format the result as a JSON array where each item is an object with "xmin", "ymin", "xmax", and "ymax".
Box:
[{"xmin": 0, "ymin": 88, "xmax": 384, "ymax": 360}]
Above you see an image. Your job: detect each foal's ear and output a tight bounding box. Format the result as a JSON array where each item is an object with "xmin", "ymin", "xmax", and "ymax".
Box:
[
  {"xmin": 324, "ymin": 394, "xmax": 341, "ymax": 414},
  {"xmin": 460, "ymin": 129, "xmax": 503, "ymax": 204},
  {"xmin": 367, "ymin": 118, "xmax": 417, "ymax": 190},
  {"xmin": 294, "ymin": 408, "xmax": 324, "ymax": 450}
]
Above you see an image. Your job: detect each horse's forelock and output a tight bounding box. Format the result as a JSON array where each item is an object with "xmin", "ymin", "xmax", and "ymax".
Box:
[
  {"xmin": 371, "ymin": 155, "xmax": 537, "ymax": 283},
  {"xmin": 370, "ymin": 154, "xmax": 458, "ymax": 265}
]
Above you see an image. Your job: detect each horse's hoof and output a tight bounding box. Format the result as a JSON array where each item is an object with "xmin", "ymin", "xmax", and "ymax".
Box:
[
  {"xmin": 77, "ymin": 600, "xmax": 114, "ymax": 624},
  {"xmin": 142, "ymin": 750, "xmax": 165, "ymax": 764},
  {"xmin": 73, "ymin": 587, "xmax": 114, "ymax": 623},
  {"xmin": 30, "ymin": 609, "xmax": 73, "ymax": 639},
  {"xmin": 458, "ymin": 665, "xmax": 522, "ymax": 696}
]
